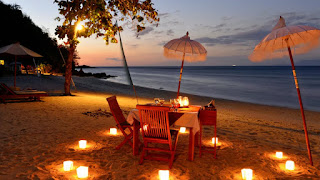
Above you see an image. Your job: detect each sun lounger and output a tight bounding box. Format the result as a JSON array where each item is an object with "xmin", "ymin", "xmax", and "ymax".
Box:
[{"xmin": 0, "ymin": 83, "xmax": 48, "ymax": 103}]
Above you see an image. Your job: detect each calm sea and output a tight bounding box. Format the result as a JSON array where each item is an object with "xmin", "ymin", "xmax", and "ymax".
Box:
[{"xmin": 80, "ymin": 66, "xmax": 320, "ymax": 112}]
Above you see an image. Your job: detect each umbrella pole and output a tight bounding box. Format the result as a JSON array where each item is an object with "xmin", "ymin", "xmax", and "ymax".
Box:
[
  {"xmin": 14, "ymin": 55, "xmax": 17, "ymax": 88},
  {"xmin": 287, "ymin": 45, "xmax": 313, "ymax": 166},
  {"xmin": 177, "ymin": 53, "xmax": 185, "ymax": 98}
]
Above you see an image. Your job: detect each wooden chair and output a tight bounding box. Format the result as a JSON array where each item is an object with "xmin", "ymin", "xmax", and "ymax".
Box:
[
  {"xmin": 107, "ymin": 96, "xmax": 134, "ymax": 150},
  {"xmin": 0, "ymin": 83, "xmax": 48, "ymax": 103},
  {"xmin": 137, "ymin": 105, "xmax": 179, "ymax": 169},
  {"xmin": 199, "ymin": 109, "xmax": 218, "ymax": 158}
]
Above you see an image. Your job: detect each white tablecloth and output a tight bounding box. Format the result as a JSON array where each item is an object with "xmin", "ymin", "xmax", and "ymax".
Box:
[{"xmin": 126, "ymin": 109, "xmax": 200, "ymax": 134}]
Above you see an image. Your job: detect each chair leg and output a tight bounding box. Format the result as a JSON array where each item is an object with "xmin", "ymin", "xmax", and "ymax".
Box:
[
  {"xmin": 199, "ymin": 124, "xmax": 203, "ymax": 157},
  {"xmin": 115, "ymin": 132, "xmax": 133, "ymax": 150},
  {"xmin": 139, "ymin": 142, "xmax": 147, "ymax": 165},
  {"xmin": 214, "ymin": 124, "xmax": 217, "ymax": 159}
]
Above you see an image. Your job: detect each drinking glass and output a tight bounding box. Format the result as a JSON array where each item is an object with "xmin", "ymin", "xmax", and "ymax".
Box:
[
  {"xmin": 170, "ymin": 99, "xmax": 174, "ymax": 107},
  {"xmin": 154, "ymin": 98, "xmax": 160, "ymax": 105},
  {"xmin": 159, "ymin": 98, "xmax": 165, "ymax": 106}
]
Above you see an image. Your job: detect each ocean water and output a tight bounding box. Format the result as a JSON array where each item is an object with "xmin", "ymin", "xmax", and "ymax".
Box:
[{"xmin": 79, "ymin": 66, "xmax": 320, "ymax": 112}]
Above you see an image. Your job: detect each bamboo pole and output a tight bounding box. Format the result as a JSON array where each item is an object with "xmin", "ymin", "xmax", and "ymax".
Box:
[
  {"xmin": 286, "ymin": 40, "xmax": 313, "ymax": 166},
  {"xmin": 14, "ymin": 55, "xmax": 17, "ymax": 88},
  {"xmin": 177, "ymin": 53, "xmax": 185, "ymax": 98}
]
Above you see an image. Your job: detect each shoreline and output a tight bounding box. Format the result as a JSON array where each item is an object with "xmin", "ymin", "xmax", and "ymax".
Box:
[{"xmin": 1, "ymin": 74, "xmax": 320, "ymax": 179}]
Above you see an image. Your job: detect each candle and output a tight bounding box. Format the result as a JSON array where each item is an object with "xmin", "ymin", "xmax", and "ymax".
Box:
[
  {"xmin": 179, "ymin": 127, "xmax": 186, "ymax": 133},
  {"xmin": 182, "ymin": 97, "xmax": 189, "ymax": 107},
  {"xmin": 212, "ymin": 137, "xmax": 218, "ymax": 144},
  {"xmin": 285, "ymin": 160, "xmax": 295, "ymax": 170},
  {"xmin": 143, "ymin": 124, "xmax": 148, "ymax": 132},
  {"xmin": 275, "ymin": 152, "xmax": 283, "ymax": 159},
  {"xmin": 241, "ymin": 168, "xmax": 253, "ymax": 180},
  {"xmin": 110, "ymin": 128, "xmax": 117, "ymax": 135},
  {"xmin": 79, "ymin": 140, "xmax": 87, "ymax": 149},
  {"xmin": 63, "ymin": 161, "xmax": 73, "ymax": 171},
  {"xmin": 77, "ymin": 166, "xmax": 89, "ymax": 178},
  {"xmin": 159, "ymin": 170, "xmax": 169, "ymax": 180}
]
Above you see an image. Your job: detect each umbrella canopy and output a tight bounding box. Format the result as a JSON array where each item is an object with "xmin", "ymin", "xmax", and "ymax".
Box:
[
  {"xmin": 163, "ymin": 32, "xmax": 207, "ymax": 98},
  {"xmin": 0, "ymin": 42, "xmax": 43, "ymax": 88},
  {"xmin": 0, "ymin": 42, "xmax": 43, "ymax": 57},
  {"xmin": 249, "ymin": 16, "xmax": 320, "ymax": 61},
  {"xmin": 164, "ymin": 32, "xmax": 207, "ymax": 62},
  {"xmin": 249, "ymin": 16, "xmax": 319, "ymax": 166}
]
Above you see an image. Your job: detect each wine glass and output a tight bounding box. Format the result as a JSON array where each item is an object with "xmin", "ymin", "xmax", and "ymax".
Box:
[
  {"xmin": 159, "ymin": 98, "xmax": 165, "ymax": 106},
  {"xmin": 154, "ymin": 98, "xmax": 159, "ymax": 105}
]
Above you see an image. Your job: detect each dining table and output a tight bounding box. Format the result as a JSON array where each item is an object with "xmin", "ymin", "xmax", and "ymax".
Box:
[{"xmin": 126, "ymin": 104, "xmax": 201, "ymax": 161}]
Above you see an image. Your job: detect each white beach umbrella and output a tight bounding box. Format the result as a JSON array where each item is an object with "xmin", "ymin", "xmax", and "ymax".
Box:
[
  {"xmin": 0, "ymin": 42, "xmax": 43, "ymax": 88},
  {"xmin": 249, "ymin": 16, "xmax": 320, "ymax": 166},
  {"xmin": 164, "ymin": 32, "xmax": 207, "ymax": 98}
]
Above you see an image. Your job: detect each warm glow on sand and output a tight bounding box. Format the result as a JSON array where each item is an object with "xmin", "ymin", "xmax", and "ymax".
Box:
[
  {"xmin": 79, "ymin": 140, "xmax": 87, "ymax": 149},
  {"xmin": 110, "ymin": 128, "xmax": 117, "ymax": 135},
  {"xmin": 179, "ymin": 127, "xmax": 186, "ymax": 133},
  {"xmin": 285, "ymin": 160, "xmax": 295, "ymax": 170},
  {"xmin": 77, "ymin": 166, "xmax": 89, "ymax": 178},
  {"xmin": 159, "ymin": 170, "xmax": 169, "ymax": 180},
  {"xmin": 241, "ymin": 168, "xmax": 253, "ymax": 180},
  {"xmin": 63, "ymin": 161, "xmax": 73, "ymax": 171}
]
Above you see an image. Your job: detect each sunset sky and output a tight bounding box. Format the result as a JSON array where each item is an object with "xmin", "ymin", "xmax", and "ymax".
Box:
[{"xmin": 3, "ymin": 0, "xmax": 320, "ymax": 66}]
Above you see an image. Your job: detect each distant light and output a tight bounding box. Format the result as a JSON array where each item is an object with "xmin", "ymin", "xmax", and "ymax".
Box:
[
  {"xmin": 241, "ymin": 168, "xmax": 253, "ymax": 180},
  {"xmin": 76, "ymin": 24, "xmax": 83, "ymax": 31},
  {"xmin": 0, "ymin": 60, "xmax": 4, "ymax": 65},
  {"xmin": 179, "ymin": 127, "xmax": 186, "ymax": 133},
  {"xmin": 63, "ymin": 161, "xmax": 73, "ymax": 171},
  {"xmin": 159, "ymin": 170, "xmax": 169, "ymax": 180},
  {"xmin": 77, "ymin": 166, "xmax": 89, "ymax": 178},
  {"xmin": 285, "ymin": 160, "xmax": 295, "ymax": 170},
  {"xmin": 275, "ymin": 152, "xmax": 283, "ymax": 159},
  {"xmin": 79, "ymin": 140, "xmax": 87, "ymax": 149},
  {"xmin": 110, "ymin": 128, "xmax": 117, "ymax": 135},
  {"xmin": 212, "ymin": 137, "xmax": 218, "ymax": 144}
]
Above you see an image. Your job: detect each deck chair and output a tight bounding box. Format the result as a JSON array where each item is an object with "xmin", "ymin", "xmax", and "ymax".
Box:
[
  {"xmin": 137, "ymin": 105, "xmax": 179, "ymax": 169},
  {"xmin": 0, "ymin": 83, "xmax": 48, "ymax": 103},
  {"xmin": 107, "ymin": 96, "xmax": 134, "ymax": 150}
]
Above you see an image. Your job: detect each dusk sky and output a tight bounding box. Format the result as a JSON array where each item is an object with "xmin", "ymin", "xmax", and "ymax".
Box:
[{"xmin": 3, "ymin": 0, "xmax": 320, "ymax": 66}]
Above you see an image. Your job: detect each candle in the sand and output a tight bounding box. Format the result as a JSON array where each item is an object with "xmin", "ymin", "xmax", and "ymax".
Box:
[
  {"xmin": 79, "ymin": 140, "xmax": 87, "ymax": 149},
  {"xmin": 159, "ymin": 170, "xmax": 169, "ymax": 180},
  {"xmin": 276, "ymin": 152, "xmax": 283, "ymax": 159},
  {"xmin": 241, "ymin": 168, "xmax": 253, "ymax": 180},
  {"xmin": 77, "ymin": 166, "xmax": 88, "ymax": 178},
  {"xmin": 212, "ymin": 137, "xmax": 218, "ymax": 144},
  {"xmin": 110, "ymin": 128, "xmax": 117, "ymax": 135},
  {"xmin": 285, "ymin": 160, "xmax": 295, "ymax": 170},
  {"xmin": 63, "ymin": 161, "xmax": 73, "ymax": 171},
  {"xmin": 179, "ymin": 127, "xmax": 186, "ymax": 133}
]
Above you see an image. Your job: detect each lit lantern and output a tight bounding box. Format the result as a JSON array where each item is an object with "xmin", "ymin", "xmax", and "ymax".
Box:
[
  {"xmin": 0, "ymin": 60, "xmax": 4, "ymax": 65},
  {"xmin": 212, "ymin": 137, "xmax": 218, "ymax": 144},
  {"xmin": 159, "ymin": 170, "xmax": 169, "ymax": 180},
  {"xmin": 179, "ymin": 127, "xmax": 186, "ymax": 133},
  {"xmin": 285, "ymin": 160, "xmax": 295, "ymax": 170},
  {"xmin": 241, "ymin": 168, "xmax": 253, "ymax": 180},
  {"xmin": 110, "ymin": 128, "xmax": 117, "ymax": 135},
  {"xmin": 63, "ymin": 161, "xmax": 73, "ymax": 171},
  {"xmin": 178, "ymin": 96, "xmax": 183, "ymax": 106},
  {"xmin": 79, "ymin": 140, "xmax": 87, "ymax": 149},
  {"xmin": 77, "ymin": 166, "xmax": 89, "ymax": 178},
  {"xmin": 275, "ymin": 152, "xmax": 283, "ymax": 159},
  {"xmin": 182, "ymin": 97, "xmax": 189, "ymax": 107}
]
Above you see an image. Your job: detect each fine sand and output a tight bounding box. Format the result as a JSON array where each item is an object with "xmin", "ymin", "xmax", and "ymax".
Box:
[{"xmin": 0, "ymin": 74, "xmax": 319, "ymax": 179}]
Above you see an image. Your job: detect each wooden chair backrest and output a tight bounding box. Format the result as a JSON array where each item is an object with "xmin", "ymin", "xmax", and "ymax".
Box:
[
  {"xmin": 136, "ymin": 105, "xmax": 171, "ymax": 141},
  {"xmin": 0, "ymin": 83, "xmax": 16, "ymax": 95},
  {"xmin": 106, "ymin": 96, "xmax": 126, "ymax": 125}
]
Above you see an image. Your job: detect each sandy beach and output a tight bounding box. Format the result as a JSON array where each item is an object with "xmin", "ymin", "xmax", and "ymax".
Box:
[{"xmin": 0, "ymin": 74, "xmax": 319, "ymax": 179}]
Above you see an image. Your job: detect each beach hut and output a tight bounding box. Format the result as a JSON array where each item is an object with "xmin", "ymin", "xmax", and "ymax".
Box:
[{"xmin": 0, "ymin": 42, "xmax": 43, "ymax": 88}]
